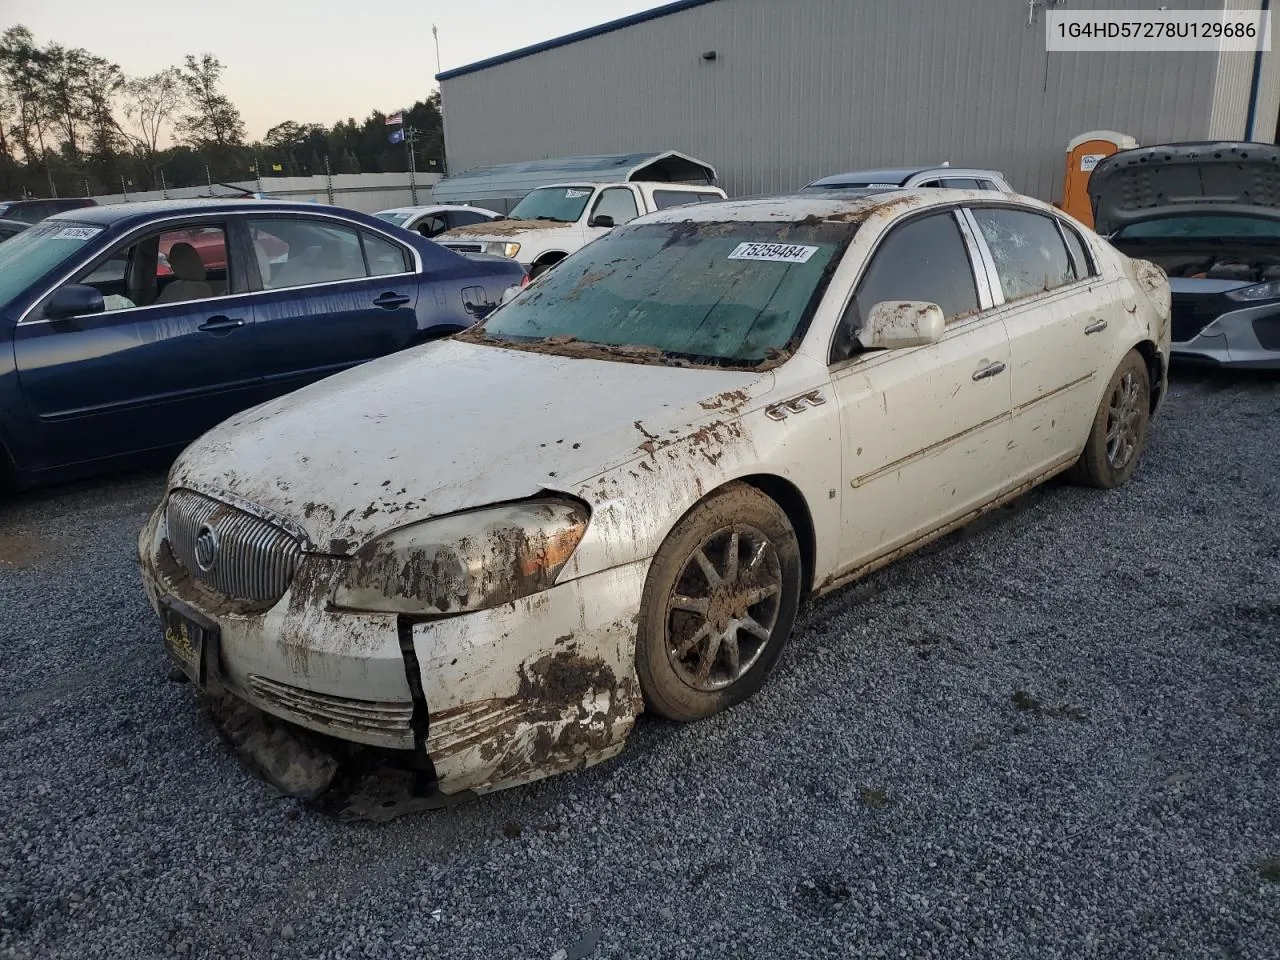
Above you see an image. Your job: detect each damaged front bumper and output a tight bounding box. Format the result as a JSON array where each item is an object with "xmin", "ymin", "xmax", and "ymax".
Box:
[
  {"xmin": 138, "ymin": 502, "xmax": 647, "ymax": 803},
  {"xmin": 1171, "ymin": 300, "xmax": 1280, "ymax": 370}
]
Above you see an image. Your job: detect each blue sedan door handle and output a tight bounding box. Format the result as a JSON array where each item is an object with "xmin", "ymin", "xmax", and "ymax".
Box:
[
  {"xmin": 372, "ymin": 292, "xmax": 411, "ymax": 309},
  {"xmin": 198, "ymin": 315, "xmax": 245, "ymax": 333}
]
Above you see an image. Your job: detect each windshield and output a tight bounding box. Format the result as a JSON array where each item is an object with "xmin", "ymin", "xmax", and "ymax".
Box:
[
  {"xmin": 465, "ymin": 220, "xmax": 854, "ymax": 368},
  {"xmin": 0, "ymin": 219, "xmax": 104, "ymax": 316},
  {"xmin": 508, "ymin": 186, "xmax": 595, "ymax": 223},
  {"xmin": 375, "ymin": 212, "xmax": 412, "ymax": 226},
  {"xmin": 1114, "ymin": 215, "xmax": 1280, "ymax": 240}
]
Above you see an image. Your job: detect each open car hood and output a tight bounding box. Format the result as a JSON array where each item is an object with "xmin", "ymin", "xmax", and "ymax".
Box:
[{"xmin": 1088, "ymin": 141, "xmax": 1280, "ymax": 235}]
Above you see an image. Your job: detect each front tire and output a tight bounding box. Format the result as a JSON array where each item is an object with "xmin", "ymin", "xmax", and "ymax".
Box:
[
  {"xmin": 1069, "ymin": 350, "xmax": 1151, "ymax": 489},
  {"xmin": 635, "ymin": 483, "xmax": 802, "ymax": 722}
]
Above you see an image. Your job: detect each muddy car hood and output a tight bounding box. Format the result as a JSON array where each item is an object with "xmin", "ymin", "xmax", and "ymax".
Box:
[
  {"xmin": 169, "ymin": 339, "xmax": 768, "ymax": 554},
  {"xmin": 439, "ymin": 219, "xmax": 570, "ymax": 240},
  {"xmin": 1089, "ymin": 141, "xmax": 1280, "ymax": 235}
]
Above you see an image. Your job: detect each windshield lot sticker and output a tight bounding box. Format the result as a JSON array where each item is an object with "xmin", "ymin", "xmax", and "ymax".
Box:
[
  {"xmin": 564, "ymin": 189, "xmax": 592, "ymax": 198},
  {"xmin": 51, "ymin": 226, "xmax": 102, "ymax": 241},
  {"xmin": 728, "ymin": 242, "xmax": 820, "ymax": 264}
]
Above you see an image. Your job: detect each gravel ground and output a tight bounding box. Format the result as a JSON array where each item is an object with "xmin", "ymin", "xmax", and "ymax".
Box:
[{"xmin": 1, "ymin": 368, "xmax": 1277, "ymax": 960}]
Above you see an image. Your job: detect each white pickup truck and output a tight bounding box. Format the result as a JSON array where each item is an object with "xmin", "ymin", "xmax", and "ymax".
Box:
[{"xmin": 435, "ymin": 181, "xmax": 727, "ymax": 278}]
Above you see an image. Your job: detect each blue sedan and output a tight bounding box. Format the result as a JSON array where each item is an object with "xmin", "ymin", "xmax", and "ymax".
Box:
[{"xmin": 0, "ymin": 199, "xmax": 526, "ymax": 489}]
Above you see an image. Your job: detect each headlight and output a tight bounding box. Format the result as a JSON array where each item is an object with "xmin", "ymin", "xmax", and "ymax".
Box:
[
  {"xmin": 486, "ymin": 241, "xmax": 521, "ymax": 258},
  {"xmin": 1226, "ymin": 279, "xmax": 1280, "ymax": 301},
  {"xmin": 333, "ymin": 498, "xmax": 588, "ymax": 615}
]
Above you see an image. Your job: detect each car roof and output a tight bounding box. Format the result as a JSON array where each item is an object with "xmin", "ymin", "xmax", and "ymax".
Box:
[
  {"xmin": 377, "ymin": 204, "xmax": 499, "ymax": 215},
  {"xmin": 635, "ymin": 188, "xmax": 1048, "ymax": 225},
  {"xmin": 42, "ymin": 198, "xmax": 360, "ymax": 227},
  {"xmin": 529, "ymin": 181, "xmax": 721, "ymax": 190},
  {"xmin": 807, "ymin": 166, "xmax": 1005, "ymax": 187}
]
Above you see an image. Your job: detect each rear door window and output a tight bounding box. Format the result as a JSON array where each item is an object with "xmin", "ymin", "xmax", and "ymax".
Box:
[
  {"xmin": 1058, "ymin": 222, "xmax": 1095, "ymax": 278},
  {"xmin": 362, "ymin": 231, "xmax": 411, "ymax": 276},
  {"xmin": 447, "ymin": 209, "xmax": 494, "ymax": 227},
  {"xmin": 970, "ymin": 207, "xmax": 1075, "ymax": 301},
  {"xmin": 591, "ymin": 188, "xmax": 640, "ymax": 225},
  {"xmin": 248, "ymin": 219, "xmax": 366, "ymax": 290}
]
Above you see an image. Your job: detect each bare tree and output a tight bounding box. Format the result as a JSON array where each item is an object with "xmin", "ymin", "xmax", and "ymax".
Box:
[
  {"xmin": 0, "ymin": 26, "xmax": 47, "ymax": 163},
  {"xmin": 177, "ymin": 53, "xmax": 244, "ymax": 148},
  {"xmin": 118, "ymin": 67, "xmax": 185, "ymax": 162}
]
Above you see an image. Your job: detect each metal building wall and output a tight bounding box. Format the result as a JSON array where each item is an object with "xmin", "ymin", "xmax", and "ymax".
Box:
[
  {"xmin": 440, "ymin": 0, "xmax": 1262, "ymax": 201},
  {"xmin": 1210, "ymin": 0, "xmax": 1273, "ymax": 140}
]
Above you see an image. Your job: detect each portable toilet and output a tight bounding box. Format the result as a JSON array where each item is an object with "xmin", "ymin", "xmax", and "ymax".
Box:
[{"xmin": 1061, "ymin": 131, "xmax": 1139, "ymax": 228}]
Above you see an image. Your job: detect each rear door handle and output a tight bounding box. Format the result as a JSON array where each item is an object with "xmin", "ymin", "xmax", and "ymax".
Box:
[
  {"xmin": 1084, "ymin": 319, "xmax": 1108, "ymax": 335},
  {"xmin": 972, "ymin": 361, "xmax": 1006, "ymax": 381},
  {"xmin": 198, "ymin": 316, "xmax": 245, "ymax": 333},
  {"xmin": 373, "ymin": 292, "xmax": 411, "ymax": 309}
]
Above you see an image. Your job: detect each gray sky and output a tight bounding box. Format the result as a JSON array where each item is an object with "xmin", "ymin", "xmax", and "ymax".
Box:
[{"xmin": 5, "ymin": 0, "xmax": 659, "ymax": 138}]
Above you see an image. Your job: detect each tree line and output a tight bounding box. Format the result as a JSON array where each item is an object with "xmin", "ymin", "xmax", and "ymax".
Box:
[{"xmin": 0, "ymin": 25, "xmax": 447, "ymax": 200}]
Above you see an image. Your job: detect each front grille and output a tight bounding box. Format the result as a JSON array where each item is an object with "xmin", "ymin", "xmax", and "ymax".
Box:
[
  {"xmin": 441, "ymin": 242, "xmax": 483, "ymax": 253},
  {"xmin": 166, "ymin": 490, "xmax": 302, "ymax": 603},
  {"xmin": 246, "ymin": 675, "xmax": 414, "ymax": 744},
  {"xmin": 1170, "ymin": 291, "xmax": 1233, "ymax": 343}
]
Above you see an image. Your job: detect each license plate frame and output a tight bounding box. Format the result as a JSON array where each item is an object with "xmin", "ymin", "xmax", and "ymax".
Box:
[{"xmin": 160, "ymin": 599, "xmax": 219, "ymax": 685}]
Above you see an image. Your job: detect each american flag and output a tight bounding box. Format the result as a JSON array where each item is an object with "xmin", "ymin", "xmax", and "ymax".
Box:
[{"xmin": 385, "ymin": 111, "xmax": 403, "ymax": 126}]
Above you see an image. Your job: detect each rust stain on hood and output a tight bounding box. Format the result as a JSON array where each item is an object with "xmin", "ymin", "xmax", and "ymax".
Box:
[{"xmin": 440, "ymin": 219, "xmax": 567, "ymax": 239}]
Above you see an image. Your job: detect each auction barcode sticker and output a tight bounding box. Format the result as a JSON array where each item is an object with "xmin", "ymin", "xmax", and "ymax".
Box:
[
  {"xmin": 1046, "ymin": 10, "xmax": 1270, "ymax": 51},
  {"xmin": 728, "ymin": 242, "xmax": 819, "ymax": 264},
  {"xmin": 51, "ymin": 226, "xmax": 102, "ymax": 241}
]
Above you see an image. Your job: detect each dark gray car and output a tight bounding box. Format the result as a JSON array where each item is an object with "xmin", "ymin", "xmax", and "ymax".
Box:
[{"xmin": 1091, "ymin": 141, "xmax": 1280, "ymax": 369}]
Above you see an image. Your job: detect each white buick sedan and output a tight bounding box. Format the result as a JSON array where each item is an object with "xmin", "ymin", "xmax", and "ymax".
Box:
[{"xmin": 139, "ymin": 190, "xmax": 1171, "ymax": 804}]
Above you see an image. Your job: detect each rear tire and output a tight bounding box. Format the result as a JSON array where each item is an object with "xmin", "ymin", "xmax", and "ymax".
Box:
[
  {"xmin": 635, "ymin": 483, "xmax": 802, "ymax": 722},
  {"xmin": 1068, "ymin": 350, "xmax": 1151, "ymax": 489}
]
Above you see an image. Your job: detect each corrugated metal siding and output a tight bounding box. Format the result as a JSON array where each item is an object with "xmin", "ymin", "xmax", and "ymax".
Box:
[
  {"xmin": 441, "ymin": 0, "xmax": 1238, "ymax": 202},
  {"xmin": 1210, "ymin": 0, "xmax": 1263, "ymax": 139},
  {"xmin": 1254, "ymin": 46, "xmax": 1280, "ymax": 141}
]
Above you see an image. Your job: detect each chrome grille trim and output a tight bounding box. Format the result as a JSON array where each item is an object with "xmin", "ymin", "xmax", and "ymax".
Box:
[
  {"xmin": 166, "ymin": 490, "xmax": 302, "ymax": 602},
  {"xmin": 247, "ymin": 675, "xmax": 414, "ymax": 742}
]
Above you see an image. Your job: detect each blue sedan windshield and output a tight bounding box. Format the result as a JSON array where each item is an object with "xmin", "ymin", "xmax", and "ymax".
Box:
[{"xmin": 0, "ymin": 220, "xmax": 104, "ymax": 315}]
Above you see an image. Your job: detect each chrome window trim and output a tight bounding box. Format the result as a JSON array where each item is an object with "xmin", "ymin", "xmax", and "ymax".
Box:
[
  {"xmin": 1053, "ymin": 217, "xmax": 1098, "ymax": 279},
  {"xmin": 953, "ymin": 208, "xmax": 995, "ymax": 309},
  {"xmin": 958, "ymin": 207, "xmax": 1005, "ymax": 307},
  {"xmin": 17, "ymin": 208, "xmax": 424, "ymax": 326}
]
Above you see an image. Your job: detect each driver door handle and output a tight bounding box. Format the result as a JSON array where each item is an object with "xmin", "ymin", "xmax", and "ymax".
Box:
[
  {"xmin": 372, "ymin": 292, "xmax": 411, "ymax": 309},
  {"xmin": 1084, "ymin": 319, "xmax": 1109, "ymax": 335},
  {"xmin": 972, "ymin": 361, "xmax": 1006, "ymax": 381}
]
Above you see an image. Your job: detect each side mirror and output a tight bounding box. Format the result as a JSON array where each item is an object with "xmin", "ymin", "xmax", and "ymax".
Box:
[
  {"xmin": 588, "ymin": 214, "xmax": 615, "ymax": 229},
  {"xmin": 45, "ymin": 283, "xmax": 105, "ymax": 320},
  {"xmin": 858, "ymin": 301, "xmax": 945, "ymax": 349}
]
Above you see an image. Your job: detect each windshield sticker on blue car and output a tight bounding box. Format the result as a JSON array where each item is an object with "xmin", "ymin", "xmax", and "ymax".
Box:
[
  {"xmin": 51, "ymin": 226, "xmax": 102, "ymax": 241},
  {"xmin": 728, "ymin": 242, "xmax": 820, "ymax": 264}
]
